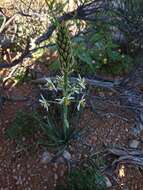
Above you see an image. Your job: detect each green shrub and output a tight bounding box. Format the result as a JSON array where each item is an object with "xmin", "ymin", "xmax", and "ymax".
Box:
[
  {"xmin": 73, "ymin": 23, "xmax": 132, "ymax": 76},
  {"xmin": 5, "ymin": 111, "xmax": 40, "ymax": 142},
  {"xmin": 51, "ymin": 22, "xmax": 132, "ymax": 76},
  {"xmin": 56, "ymin": 166, "xmax": 106, "ymax": 190},
  {"xmin": 110, "ymin": 0, "xmax": 143, "ymax": 49}
]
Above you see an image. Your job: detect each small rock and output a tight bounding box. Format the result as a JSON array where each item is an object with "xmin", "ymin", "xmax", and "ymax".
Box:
[
  {"xmin": 63, "ymin": 150, "xmax": 71, "ymax": 161},
  {"xmin": 27, "ymin": 188, "xmax": 32, "ymax": 190},
  {"xmin": 99, "ymin": 92, "xmax": 105, "ymax": 97},
  {"xmin": 41, "ymin": 151, "xmax": 52, "ymax": 164},
  {"xmin": 22, "ymin": 137, "xmax": 26, "ymax": 141},
  {"xmin": 27, "ymin": 164, "xmax": 30, "ymax": 169},
  {"xmin": 104, "ymin": 176, "xmax": 112, "ymax": 188},
  {"xmin": 54, "ymin": 163, "xmax": 58, "ymax": 169},
  {"xmin": 43, "ymin": 165, "xmax": 48, "ymax": 169},
  {"xmin": 125, "ymin": 128, "xmax": 128, "ymax": 132},
  {"xmin": 53, "ymin": 183, "xmax": 57, "ymax": 187},
  {"xmin": 17, "ymin": 164, "xmax": 21, "ymax": 169},
  {"xmin": 12, "ymin": 169, "xmax": 16, "ymax": 173},
  {"xmin": 56, "ymin": 156, "xmax": 65, "ymax": 164},
  {"xmin": 60, "ymin": 170, "xmax": 64, "ymax": 177},
  {"xmin": 129, "ymin": 139, "xmax": 140, "ymax": 149},
  {"xmin": 54, "ymin": 173, "xmax": 58, "ymax": 180}
]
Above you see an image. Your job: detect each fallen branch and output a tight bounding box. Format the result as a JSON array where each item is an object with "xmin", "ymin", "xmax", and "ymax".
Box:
[
  {"xmin": 32, "ymin": 76, "xmax": 120, "ymax": 89},
  {"xmin": 0, "ymin": 15, "xmax": 16, "ymax": 33},
  {"xmin": 0, "ymin": 38, "xmax": 30, "ymax": 68},
  {"xmin": 107, "ymin": 147, "xmax": 143, "ymax": 167},
  {"xmin": 35, "ymin": 0, "xmax": 106, "ymax": 45}
]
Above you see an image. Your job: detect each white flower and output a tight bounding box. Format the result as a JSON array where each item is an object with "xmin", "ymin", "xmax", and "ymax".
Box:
[
  {"xmin": 45, "ymin": 78, "xmax": 57, "ymax": 91},
  {"xmin": 77, "ymin": 75, "xmax": 86, "ymax": 90},
  {"xmin": 39, "ymin": 94, "xmax": 50, "ymax": 112},
  {"xmin": 72, "ymin": 86, "xmax": 81, "ymax": 94},
  {"xmin": 56, "ymin": 94, "xmax": 74, "ymax": 105},
  {"xmin": 77, "ymin": 95, "xmax": 86, "ymax": 111},
  {"xmin": 56, "ymin": 75, "xmax": 64, "ymax": 88}
]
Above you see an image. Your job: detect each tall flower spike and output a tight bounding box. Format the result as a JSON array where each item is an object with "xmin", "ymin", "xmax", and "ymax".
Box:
[{"xmin": 57, "ymin": 21, "xmax": 74, "ymax": 74}]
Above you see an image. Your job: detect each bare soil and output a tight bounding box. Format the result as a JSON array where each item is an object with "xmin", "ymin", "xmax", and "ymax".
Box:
[{"xmin": 1, "ymin": 66, "xmax": 143, "ymax": 190}]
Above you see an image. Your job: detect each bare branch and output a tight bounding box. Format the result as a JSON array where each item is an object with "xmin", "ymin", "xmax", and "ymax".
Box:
[
  {"xmin": 32, "ymin": 76, "xmax": 118, "ymax": 89},
  {"xmin": 0, "ymin": 0, "xmax": 106, "ymax": 69},
  {"xmin": 0, "ymin": 39, "xmax": 30, "ymax": 68},
  {"xmin": 35, "ymin": 0, "xmax": 106, "ymax": 45}
]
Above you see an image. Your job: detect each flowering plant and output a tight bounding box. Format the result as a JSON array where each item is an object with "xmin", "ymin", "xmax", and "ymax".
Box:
[{"xmin": 39, "ymin": 22, "xmax": 86, "ymax": 142}]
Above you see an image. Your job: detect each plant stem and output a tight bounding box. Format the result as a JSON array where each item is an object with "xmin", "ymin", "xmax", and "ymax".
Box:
[{"xmin": 63, "ymin": 70, "xmax": 69, "ymax": 140}]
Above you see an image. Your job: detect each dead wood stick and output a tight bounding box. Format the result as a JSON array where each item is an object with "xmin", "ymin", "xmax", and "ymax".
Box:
[
  {"xmin": 31, "ymin": 76, "xmax": 120, "ymax": 89},
  {"xmin": 107, "ymin": 147, "xmax": 143, "ymax": 167}
]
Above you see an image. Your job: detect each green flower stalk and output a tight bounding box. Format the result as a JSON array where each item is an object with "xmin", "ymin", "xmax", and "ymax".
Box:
[
  {"xmin": 57, "ymin": 22, "xmax": 74, "ymax": 74},
  {"xmin": 56, "ymin": 22, "xmax": 74, "ymax": 139}
]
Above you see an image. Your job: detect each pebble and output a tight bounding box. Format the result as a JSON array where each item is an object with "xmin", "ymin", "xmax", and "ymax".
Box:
[
  {"xmin": 56, "ymin": 156, "xmax": 65, "ymax": 164},
  {"xmin": 22, "ymin": 137, "xmax": 26, "ymax": 141},
  {"xmin": 129, "ymin": 139, "xmax": 140, "ymax": 149},
  {"xmin": 43, "ymin": 165, "xmax": 48, "ymax": 169},
  {"xmin": 41, "ymin": 151, "xmax": 52, "ymax": 164},
  {"xmin": 54, "ymin": 174, "xmax": 58, "ymax": 181},
  {"xmin": 17, "ymin": 164, "xmax": 21, "ymax": 169},
  {"xmin": 104, "ymin": 176, "xmax": 112, "ymax": 188},
  {"xmin": 125, "ymin": 128, "xmax": 128, "ymax": 132},
  {"xmin": 60, "ymin": 170, "xmax": 64, "ymax": 177},
  {"xmin": 26, "ymin": 188, "xmax": 32, "ymax": 190},
  {"xmin": 12, "ymin": 169, "xmax": 16, "ymax": 173},
  {"xmin": 27, "ymin": 164, "xmax": 30, "ymax": 169},
  {"xmin": 54, "ymin": 163, "xmax": 58, "ymax": 169},
  {"xmin": 63, "ymin": 150, "xmax": 71, "ymax": 161}
]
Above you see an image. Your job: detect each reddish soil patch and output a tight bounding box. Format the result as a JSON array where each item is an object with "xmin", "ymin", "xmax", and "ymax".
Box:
[{"xmin": 0, "ymin": 67, "xmax": 143, "ymax": 189}]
